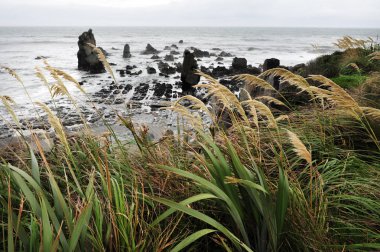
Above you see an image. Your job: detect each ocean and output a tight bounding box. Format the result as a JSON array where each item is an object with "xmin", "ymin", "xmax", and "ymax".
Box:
[
  {"xmin": 1, "ymin": 26, "xmax": 379, "ymax": 103},
  {"xmin": 0, "ymin": 26, "xmax": 379, "ymax": 140}
]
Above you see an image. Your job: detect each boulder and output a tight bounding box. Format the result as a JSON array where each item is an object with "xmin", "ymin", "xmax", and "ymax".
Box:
[
  {"xmin": 164, "ymin": 54, "xmax": 175, "ymax": 61},
  {"xmin": 171, "ymin": 44, "xmax": 179, "ymax": 49},
  {"xmin": 216, "ymin": 57, "xmax": 224, "ymax": 61},
  {"xmin": 158, "ymin": 61, "xmax": 177, "ymax": 75},
  {"xmin": 147, "ymin": 67, "xmax": 157, "ymax": 74},
  {"xmin": 123, "ymin": 44, "xmax": 131, "ymax": 58},
  {"xmin": 141, "ymin": 44, "xmax": 160, "ymax": 55},
  {"xmin": 170, "ymin": 50, "xmax": 180, "ymax": 55},
  {"xmin": 181, "ymin": 50, "xmax": 200, "ymax": 92},
  {"xmin": 219, "ymin": 51, "xmax": 234, "ymax": 57},
  {"xmin": 190, "ymin": 47, "xmax": 210, "ymax": 58},
  {"xmin": 151, "ymin": 55, "xmax": 160, "ymax": 59},
  {"xmin": 232, "ymin": 57, "xmax": 248, "ymax": 70},
  {"xmin": 179, "ymin": 40, "xmax": 184, "ymax": 44},
  {"xmin": 263, "ymin": 58, "xmax": 280, "ymax": 71},
  {"xmin": 212, "ymin": 66, "xmax": 232, "ymax": 77},
  {"xmin": 77, "ymin": 29, "xmax": 105, "ymax": 73},
  {"xmin": 164, "ymin": 46, "xmax": 171, "ymax": 50}
]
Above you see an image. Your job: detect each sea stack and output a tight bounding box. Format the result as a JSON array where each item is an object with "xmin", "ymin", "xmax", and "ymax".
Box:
[
  {"xmin": 123, "ymin": 44, "xmax": 131, "ymax": 58},
  {"xmin": 77, "ymin": 29, "xmax": 105, "ymax": 73},
  {"xmin": 181, "ymin": 50, "xmax": 200, "ymax": 93}
]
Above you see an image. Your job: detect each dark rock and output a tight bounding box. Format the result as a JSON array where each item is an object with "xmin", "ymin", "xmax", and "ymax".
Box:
[
  {"xmin": 170, "ymin": 50, "xmax": 180, "ymax": 55},
  {"xmin": 212, "ymin": 66, "xmax": 232, "ymax": 77},
  {"xmin": 35, "ymin": 56, "xmax": 48, "ymax": 60},
  {"xmin": 132, "ymin": 83, "xmax": 149, "ymax": 100},
  {"xmin": 164, "ymin": 54, "xmax": 175, "ymax": 61},
  {"xmin": 164, "ymin": 46, "xmax": 171, "ymax": 50},
  {"xmin": 77, "ymin": 29, "xmax": 105, "ymax": 73},
  {"xmin": 219, "ymin": 51, "xmax": 234, "ymax": 57},
  {"xmin": 141, "ymin": 44, "xmax": 159, "ymax": 55},
  {"xmin": 147, "ymin": 67, "xmax": 157, "ymax": 74},
  {"xmin": 113, "ymin": 89, "xmax": 121, "ymax": 94},
  {"xmin": 263, "ymin": 58, "xmax": 280, "ymax": 71},
  {"xmin": 210, "ymin": 53, "xmax": 217, "ymax": 57},
  {"xmin": 123, "ymin": 44, "xmax": 131, "ymax": 58},
  {"xmin": 216, "ymin": 57, "xmax": 224, "ymax": 61},
  {"xmin": 174, "ymin": 62, "xmax": 183, "ymax": 73},
  {"xmin": 201, "ymin": 66, "xmax": 212, "ymax": 75},
  {"xmin": 179, "ymin": 40, "xmax": 184, "ymax": 44},
  {"xmin": 151, "ymin": 55, "xmax": 160, "ymax": 60},
  {"xmin": 246, "ymin": 66, "xmax": 261, "ymax": 75},
  {"xmin": 171, "ymin": 44, "xmax": 179, "ymax": 50},
  {"xmin": 181, "ymin": 50, "xmax": 200, "ymax": 92},
  {"xmin": 158, "ymin": 61, "xmax": 177, "ymax": 75},
  {"xmin": 232, "ymin": 57, "xmax": 248, "ymax": 70},
  {"xmin": 248, "ymin": 47, "xmax": 257, "ymax": 51},
  {"xmin": 212, "ymin": 48, "xmax": 221, "ymax": 51},
  {"xmin": 122, "ymin": 84, "xmax": 133, "ymax": 94},
  {"xmin": 126, "ymin": 65, "xmax": 137, "ymax": 70},
  {"xmin": 190, "ymin": 47, "xmax": 210, "ymax": 58}
]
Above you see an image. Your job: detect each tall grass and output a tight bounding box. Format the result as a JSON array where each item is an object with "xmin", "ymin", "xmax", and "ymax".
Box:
[{"xmin": 1, "ymin": 58, "xmax": 380, "ymax": 251}]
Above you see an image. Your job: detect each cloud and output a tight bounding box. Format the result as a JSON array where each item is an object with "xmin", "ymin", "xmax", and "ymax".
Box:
[{"xmin": 0, "ymin": 0, "xmax": 379, "ymax": 27}]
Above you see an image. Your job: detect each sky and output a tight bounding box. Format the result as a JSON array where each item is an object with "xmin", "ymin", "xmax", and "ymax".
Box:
[{"xmin": 0, "ymin": 0, "xmax": 379, "ymax": 27}]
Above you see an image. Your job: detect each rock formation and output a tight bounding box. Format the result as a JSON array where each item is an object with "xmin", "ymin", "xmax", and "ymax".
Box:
[
  {"xmin": 181, "ymin": 50, "xmax": 200, "ymax": 93},
  {"xmin": 123, "ymin": 44, "xmax": 131, "ymax": 58},
  {"xmin": 77, "ymin": 29, "xmax": 105, "ymax": 73}
]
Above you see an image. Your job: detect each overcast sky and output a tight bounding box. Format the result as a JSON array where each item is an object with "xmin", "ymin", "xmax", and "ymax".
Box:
[{"xmin": 0, "ymin": 0, "xmax": 379, "ymax": 27}]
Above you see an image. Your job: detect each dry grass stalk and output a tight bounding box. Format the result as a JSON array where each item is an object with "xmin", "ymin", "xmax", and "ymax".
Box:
[
  {"xmin": 360, "ymin": 107, "xmax": 380, "ymax": 121},
  {"xmin": 1, "ymin": 65, "xmax": 23, "ymax": 84},
  {"xmin": 35, "ymin": 101, "xmax": 69, "ymax": 149},
  {"xmin": 286, "ymin": 129, "xmax": 312, "ymax": 166},
  {"xmin": 233, "ymin": 74, "xmax": 276, "ymax": 91},
  {"xmin": 259, "ymin": 68, "xmax": 311, "ymax": 94},
  {"xmin": 256, "ymin": 96, "xmax": 289, "ymax": 109},
  {"xmin": 241, "ymin": 99, "xmax": 276, "ymax": 128},
  {"xmin": 369, "ymin": 51, "xmax": 380, "ymax": 61}
]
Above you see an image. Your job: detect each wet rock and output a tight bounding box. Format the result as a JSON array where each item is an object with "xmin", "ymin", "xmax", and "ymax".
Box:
[
  {"xmin": 174, "ymin": 62, "xmax": 183, "ymax": 73},
  {"xmin": 141, "ymin": 43, "xmax": 159, "ymax": 55},
  {"xmin": 201, "ymin": 66, "xmax": 212, "ymax": 75},
  {"xmin": 190, "ymin": 47, "xmax": 210, "ymax": 58},
  {"xmin": 248, "ymin": 47, "xmax": 257, "ymax": 51},
  {"xmin": 35, "ymin": 56, "xmax": 48, "ymax": 60},
  {"xmin": 132, "ymin": 83, "xmax": 149, "ymax": 100},
  {"xmin": 216, "ymin": 56, "xmax": 224, "ymax": 61},
  {"xmin": 126, "ymin": 65, "xmax": 137, "ymax": 70},
  {"xmin": 77, "ymin": 29, "xmax": 105, "ymax": 73},
  {"xmin": 123, "ymin": 44, "xmax": 131, "ymax": 58},
  {"xmin": 219, "ymin": 51, "xmax": 234, "ymax": 57},
  {"xmin": 158, "ymin": 61, "xmax": 177, "ymax": 75},
  {"xmin": 171, "ymin": 44, "xmax": 179, "ymax": 49},
  {"xmin": 212, "ymin": 48, "xmax": 221, "ymax": 51},
  {"xmin": 179, "ymin": 40, "xmax": 184, "ymax": 44},
  {"xmin": 164, "ymin": 46, "xmax": 171, "ymax": 50},
  {"xmin": 164, "ymin": 54, "xmax": 175, "ymax": 61},
  {"xmin": 263, "ymin": 58, "xmax": 280, "ymax": 71},
  {"xmin": 170, "ymin": 50, "xmax": 180, "ymax": 55},
  {"xmin": 181, "ymin": 50, "xmax": 200, "ymax": 92},
  {"xmin": 212, "ymin": 66, "xmax": 232, "ymax": 77},
  {"xmin": 122, "ymin": 84, "xmax": 133, "ymax": 94},
  {"xmin": 113, "ymin": 89, "xmax": 121, "ymax": 94},
  {"xmin": 151, "ymin": 55, "xmax": 160, "ymax": 59},
  {"xmin": 147, "ymin": 67, "xmax": 157, "ymax": 74},
  {"xmin": 232, "ymin": 57, "xmax": 247, "ymax": 70}
]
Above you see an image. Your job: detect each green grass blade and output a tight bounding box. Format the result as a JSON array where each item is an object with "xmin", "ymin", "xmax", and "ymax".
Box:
[
  {"xmin": 153, "ymin": 197, "xmax": 253, "ymax": 252},
  {"xmin": 40, "ymin": 196, "xmax": 53, "ymax": 252},
  {"xmin": 29, "ymin": 146, "xmax": 41, "ymax": 185},
  {"xmin": 170, "ymin": 229, "xmax": 216, "ymax": 252},
  {"xmin": 152, "ymin": 193, "xmax": 217, "ymax": 226},
  {"xmin": 68, "ymin": 200, "xmax": 93, "ymax": 252}
]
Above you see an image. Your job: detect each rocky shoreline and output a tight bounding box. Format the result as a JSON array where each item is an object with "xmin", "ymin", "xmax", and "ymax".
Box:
[{"xmin": 0, "ymin": 28, "xmax": 351, "ymax": 147}]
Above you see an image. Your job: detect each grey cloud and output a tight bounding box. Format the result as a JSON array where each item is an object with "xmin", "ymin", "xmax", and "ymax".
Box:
[{"xmin": 0, "ymin": 0, "xmax": 379, "ymax": 27}]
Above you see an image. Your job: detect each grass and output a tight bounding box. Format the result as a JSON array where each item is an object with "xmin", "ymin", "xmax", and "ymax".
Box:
[
  {"xmin": 331, "ymin": 74, "xmax": 367, "ymax": 89},
  {"xmin": 1, "ymin": 50, "xmax": 380, "ymax": 251}
]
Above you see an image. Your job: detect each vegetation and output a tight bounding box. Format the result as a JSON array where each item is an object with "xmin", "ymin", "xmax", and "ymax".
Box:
[{"xmin": 1, "ymin": 39, "xmax": 380, "ymax": 251}]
